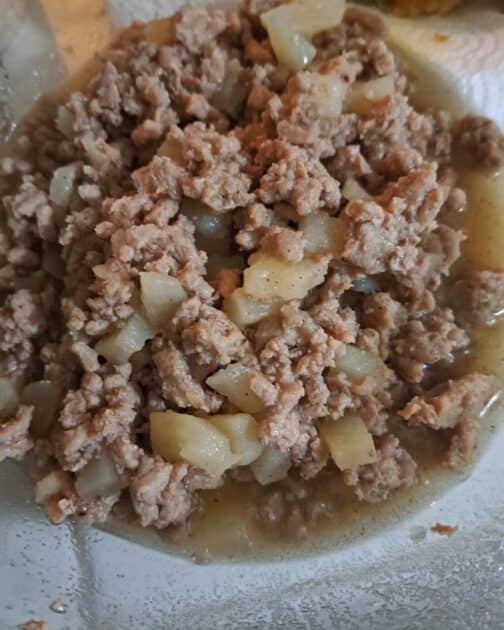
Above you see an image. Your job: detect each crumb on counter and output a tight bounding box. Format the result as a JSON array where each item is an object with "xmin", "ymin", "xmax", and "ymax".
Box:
[{"xmin": 431, "ymin": 522, "xmax": 458, "ymax": 536}]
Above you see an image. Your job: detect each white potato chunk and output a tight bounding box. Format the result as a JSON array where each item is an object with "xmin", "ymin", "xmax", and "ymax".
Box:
[
  {"xmin": 251, "ymin": 446, "xmax": 292, "ymax": 485},
  {"xmin": 261, "ymin": 0, "xmax": 345, "ymax": 39},
  {"xmin": 150, "ymin": 411, "xmax": 236, "ymax": 477},
  {"xmin": 333, "ymin": 345, "xmax": 388, "ymax": 382},
  {"xmin": 22, "ymin": 380, "xmax": 62, "ymax": 438},
  {"xmin": 319, "ymin": 415, "xmax": 377, "ymax": 470},
  {"xmin": 342, "ymin": 178, "xmax": 372, "ymax": 202},
  {"xmin": 75, "ymin": 451, "xmax": 127, "ymax": 499},
  {"xmin": 344, "ymin": 76, "xmax": 395, "ymax": 116},
  {"xmin": 223, "ymin": 288, "xmax": 282, "ymax": 328},
  {"xmin": 209, "ymin": 413, "xmax": 263, "ymax": 466},
  {"xmin": 140, "ymin": 272, "xmax": 187, "ymax": 329},
  {"xmin": 243, "ymin": 254, "xmax": 328, "ymax": 300},
  {"xmin": 35, "ymin": 470, "xmax": 73, "ymax": 504},
  {"xmin": 0, "ymin": 378, "xmax": 18, "ymax": 421},
  {"xmin": 311, "ymin": 73, "xmax": 348, "ymax": 117},
  {"xmin": 49, "ymin": 163, "xmax": 79, "ymax": 207},
  {"xmin": 300, "ymin": 213, "xmax": 345, "ymax": 255},
  {"xmin": 206, "ymin": 363, "xmax": 265, "ymax": 414},
  {"xmin": 95, "ymin": 312, "xmax": 154, "ymax": 365}
]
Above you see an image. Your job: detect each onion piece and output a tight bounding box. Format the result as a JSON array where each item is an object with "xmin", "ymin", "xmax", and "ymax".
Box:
[
  {"xmin": 22, "ymin": 380, "xmax": 62, "ymax": 438},
  {"xmin": 0, "ymin": 378, "xmax": 18, "ymax": 421},
  {"xmin": 49, "ymin": 163, "xmax": 79, "ymax": 208},
  {"xmin": 75, "ymin": 451, "xmax": 127, "ymax": 499},
  {"xmin": 251, "ymin": 446, "xmax": 291, "ymax": 485}
]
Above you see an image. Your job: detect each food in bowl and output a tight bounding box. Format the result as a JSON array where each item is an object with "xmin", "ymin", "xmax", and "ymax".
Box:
[{"xmin": 0, "ymin": 0, "xmax": 503, "ymax": 543}]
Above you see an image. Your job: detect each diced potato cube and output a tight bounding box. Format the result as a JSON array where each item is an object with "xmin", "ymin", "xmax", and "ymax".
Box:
[
  {"xmin": 333, "ymin": 345, "xmax": 388, "ymax": 382},
  {"xmin": 223, "ymin": 288, "xmax": 283, "ymax": 327},
  {"xmin": 209, "ymin": 413, "xmax": 263, "ymax": 466},
  {"xmin": 140, "ymin": 272, "xmax": 187, "ymax": 329},
  {"xmin": 319, "ymin": 415, "xmax": 377, "ymax": 470},
  {"xmin": 251, "ymin": 446, "xmax": 291, "ymax": 485},
  {"xmin": 311, "ymin": 73, "xmax": 348, "ymax": 117},
  {"xmin": 75, "ymin": 451, "xmax": 127, "ymax": 499},
  {"xmin": 243, "ymin": 254, "xmax": 328, "ymax": 300},
  {"xmin": 0, "ymin": 378, "xmax": 18, "ymax": 421},
  {"xmin": 95, "ymin": 311, "xmax": 154, "ymax": 365},
  {"xmin": 22, "ymin": 380, "xmax": 62, "ymax": 438},
  {"xmin": 342, "ymin": 178, "xmax": 372, "ymax": 202},
  {"xmin": 150, "ymin": 411, "xmax": 236, "ymax": 477},
  {"xmin": 206, "ymin": 363, "xmax": 265, "ymax": 414},
  {"xmin": 49, "ymin": 163, "xmax": 79, "ymax": 207},
  {"xmin": 261, "ymin": 0, "xmax": 345, "ymax": 39},
  {"xmin": 344, "ymin": 76, "xmax": 395, "ymax": 116},
  {"xmin": 35, "ymin": 470, "xmax": 73, "ymax": 504},
  {"xmin": 300, "ymin": 213, "xmax": 345, "ymax": 255}
]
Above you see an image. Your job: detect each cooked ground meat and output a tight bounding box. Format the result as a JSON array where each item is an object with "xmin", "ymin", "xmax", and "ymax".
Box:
[
  {"xmin": 0, "ymin": 1, "xmax": 501, "ymax": 540},
  {"xmin": 454, "ymin": 115, "xmax": 504, "ymax": 170}
]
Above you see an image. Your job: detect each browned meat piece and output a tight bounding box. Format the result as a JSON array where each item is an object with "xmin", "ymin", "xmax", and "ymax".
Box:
[
  {"xmin": 454, "ymin": 115, "xmax": 504, "ymax": 170},
  {"xmin": 256, "ymin": 141, "xmax": 341, "ymax": 216},
  {"xmin": 399, "ymin": 373, "xmax": 499, "ymax": 467},
  {"xmin": 466, "ymin": 270, "xmax": 504, "ymax": 326},
  {"xmin": 343, "ymin": 434, "xmax": 417, "ymax": 502},
  {"xmin": 362, "ymin": 292, "xmax": 408, "ymax": 359},
  {"xmin": 53, "ymin": 366, "xmax": 139, "ymax": 472},
  {"xmin": 392, "ymin": 308, "xmax": 469, "ymax": 383},
  {"xmin": 258, "ymin": 381, "xmax": 304, "ymax": 451},
  {"xmin": 154, "ymin": 342, "xmax": 222, "ymax": 413},
  {"xmin": 259, "ymin": 226, "xmax": 304, "ymax": 263},
  {"xmin": 130, "ymin": 455, "xmax": 194, "ymax": 528},
  {"xmin": 0, "ymin": 406, "xmax": 34, "ymax": 462}
]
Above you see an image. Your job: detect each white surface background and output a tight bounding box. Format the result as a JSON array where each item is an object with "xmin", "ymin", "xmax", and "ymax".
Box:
[{"xmin": 0, "ymin": 1, "xmax": 503, "ymax": 627}]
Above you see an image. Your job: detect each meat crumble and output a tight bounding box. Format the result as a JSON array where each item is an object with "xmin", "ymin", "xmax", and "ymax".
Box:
[{"xmin": 0, "ymin": 0, "xmax": 503, "ymax": 542}]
